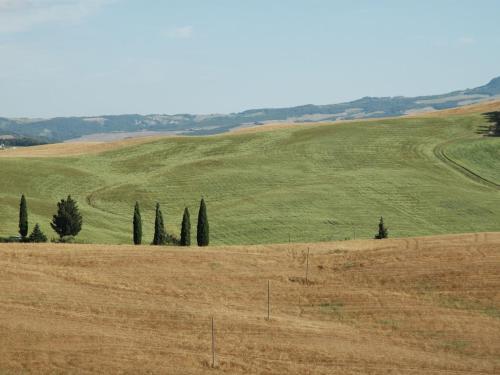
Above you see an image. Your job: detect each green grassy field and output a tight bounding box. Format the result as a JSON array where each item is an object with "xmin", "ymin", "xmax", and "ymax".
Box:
[{"xmin": 0, "ymin": 114, "xmax": 499, "ymax": 245}]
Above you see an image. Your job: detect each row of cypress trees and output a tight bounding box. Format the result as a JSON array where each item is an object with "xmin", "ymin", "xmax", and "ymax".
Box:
[{"xmin": 133, "ymin": 198, "xmax": 209, "ymax": 247}]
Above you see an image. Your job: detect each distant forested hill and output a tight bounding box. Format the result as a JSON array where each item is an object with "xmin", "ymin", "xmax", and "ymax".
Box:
[{"xmin": 1, "ymin": 77, "xmax": 499, "ymax": 143}]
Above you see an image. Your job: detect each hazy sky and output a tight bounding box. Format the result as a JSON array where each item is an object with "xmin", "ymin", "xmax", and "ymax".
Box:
[{"xmin": 1, "ymin": 0, "xmax": 499, "ymax": 118}]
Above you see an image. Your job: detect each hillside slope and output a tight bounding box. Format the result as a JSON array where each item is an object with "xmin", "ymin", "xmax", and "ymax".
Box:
[
  {"xmin": 0, "ymin": 113, "xmax": 499, "ymax": 245},
  {"xmin": 1, "ymin": 77, "xmax": 499, "ymax": 142},
  {"xmin": 0, "ymin": 233, "xmax": 499, "ymax": 374}
]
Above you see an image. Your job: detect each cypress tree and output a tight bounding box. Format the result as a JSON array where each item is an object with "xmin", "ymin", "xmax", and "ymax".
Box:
[
  {"xmin": 28, "ymin": 223, "xmax": 47, "ymax": 243},
  {"xmin": 180, "ymin": 207, "xmax": 191, "ymax": 246},
  {"xmin": 152, "ymin": 203, "xmax": 166, "ymax": 245},
  {"xmin": 197, "ymin": 198, "xmax": 209, "ymax": 246},
  {"xmin": 50, "ymin": 195, "xmax": 83, "ymax": 238},
  {"xmin": 374, "ymin": 216, "xmax": 388, "ymax": 239},
  {"xmin": 133, "ymin": 201, "xmax": 142, "ymax": 245},
  {"xmin": 19, "ymin": 194, "xmax": 28, "ymax": 239}
]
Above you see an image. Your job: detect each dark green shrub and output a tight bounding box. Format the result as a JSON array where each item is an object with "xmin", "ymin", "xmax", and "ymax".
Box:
[
  {"xmin": 28, "ymin": 223, "xmax": 47, "ymax": 243},
  {"xmin": 374, "ymin": 217, "xmax": 388, "ymax": 239}
]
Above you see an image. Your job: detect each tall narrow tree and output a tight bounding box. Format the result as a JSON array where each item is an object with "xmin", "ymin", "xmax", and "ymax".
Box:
[
  {"xmin": 19, "ymin": 194, "xmax": 28, "ymax": 239},
  {"xmin": 133, "ymin": 201, "xmax": 142, "ymax": 245},
  {"xmin": 197, "ymin": 198, "xmax": 209, "ymax": 246},
  {"xmin": 180, "ymin": 207, "xmax": 191, "ymax": 246},
  {"xmin": 374, "ymin": 216, "xmax": 388, "ymax": 239},
  {"xmin": 152, "ymin": 203, "xmax": 166, "ymax": 245}
]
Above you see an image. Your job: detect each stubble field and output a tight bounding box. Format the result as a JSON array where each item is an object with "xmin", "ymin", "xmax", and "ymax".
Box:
[{"xmin": 0, "ymin": 232, "xmax": 499, "ymax": 374}]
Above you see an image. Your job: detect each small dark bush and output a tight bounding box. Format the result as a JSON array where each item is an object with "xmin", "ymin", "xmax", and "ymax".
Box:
[
  {"xmin": 28, "ymin": 223, "xmax": 48, "ymax": 243},
  {"xmin": 52, "ymin": 235, "xmax": 77, "ymax": 243},
  {"xmin": 165, "ymin": 233, "xmax": 180, "ymax": 246},
  {"xmin": 0, "ymin": 236, "xmax": 22, "ymax": 243}
]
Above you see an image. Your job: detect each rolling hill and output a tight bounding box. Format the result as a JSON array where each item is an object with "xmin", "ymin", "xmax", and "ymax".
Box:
[
  {"xmin": 1, "ymin": 233, "xmax": 499, "ymax": 374},
  {"xmin": 1, "ymin": 77, "xmax": 499, "ymax": 142},
  {"xmin": 0, "ymin": 104, "xmax": 498, "ymax": 245}
]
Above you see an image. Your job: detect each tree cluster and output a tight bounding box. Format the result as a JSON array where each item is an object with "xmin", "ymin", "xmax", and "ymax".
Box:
[
  {"xmin": 132, "ymin": 198, "xmax": 209, "ymax": 247},
  {"xmin": 13, "ymin": 194, "xmax": 82, "ymax": 243},
  {"xmin": 12, "ymin": 194, "xmax": 388, "ymax": 246},
  {"xmin": 11, "ymin": 194, "xmax": 210, "ymax": 246}
]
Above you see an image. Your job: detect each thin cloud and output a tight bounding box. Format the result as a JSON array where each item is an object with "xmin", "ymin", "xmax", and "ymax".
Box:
[
  {"xmin": 457, "ymin": 36, "xmax": 476, "ymax": 46},
  {"xmin": 165, "ymin": 25, "xmax": 194, "ymax": 39},
  {"xmin": 0, "ymin": 0, "xmax": 116, "ymax": 33},
  {"xmin": 0, "ymin": 0, "xmax": 30, "ymax": 11}
]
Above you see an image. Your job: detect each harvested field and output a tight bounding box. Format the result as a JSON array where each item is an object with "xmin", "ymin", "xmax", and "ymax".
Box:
[
  {"xmin": 0, "ymin": 136, "xmax": 172, "ymax": 158},
  {"xmin": 1, "ymin": 232, "xmax": 499, "ymax": 374}
]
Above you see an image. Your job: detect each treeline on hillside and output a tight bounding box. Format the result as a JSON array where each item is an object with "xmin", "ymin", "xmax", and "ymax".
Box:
[
  {"xmin": 1, "ymin": 195, "xmax": 212, "ymax": 246},
  {"xmin": 0, "ymin": 136, "xmax": 48, "ymax": 147},
  {"xmin": 482, "ymin": 112, "xmax": 500, "ymax": 136}
]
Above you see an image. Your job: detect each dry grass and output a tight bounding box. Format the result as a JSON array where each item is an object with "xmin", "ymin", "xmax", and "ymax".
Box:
[
  {"xmin": 413, "ymin": 99, "xmax": 500, "ymax": 117},
  {"xmin": 1, "ymin": 232, "xmax": 499, "ymax": 374},
  {"xmin": 232, "ymin": 99, "xmax": 500, "ymax": 135},
  {"xmin": 0, "ymin": 136, "xmax": 172, "ymax": 158}
]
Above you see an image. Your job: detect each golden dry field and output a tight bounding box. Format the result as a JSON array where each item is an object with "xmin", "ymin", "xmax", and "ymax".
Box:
[
  {"xmin": 0, "ymin": 135, "xmax": 171, "ymax": 158},
  {"xmin": 1, "ymin": 232, "xmax": 499, "ymax": 374},
  {"xmin": 416, "ymin": 99, "xmax": 500, "ymax": 117}
]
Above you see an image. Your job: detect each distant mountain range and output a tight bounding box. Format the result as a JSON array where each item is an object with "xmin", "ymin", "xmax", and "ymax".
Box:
[{"xmin": 1, "ymin": 76, "xmax": 499, "ymax": 143}]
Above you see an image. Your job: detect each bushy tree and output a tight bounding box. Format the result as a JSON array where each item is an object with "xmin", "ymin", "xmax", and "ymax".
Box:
[
  {"xmin": 28, "ymin": 223, "xmax": 47, "ymax": 243},
  {"xmin": 19, "ymin": 194, "xmax": 28, "ymax": 239},
  {"xmin": 180, "ymin": 207, "xmax": 191, "ymax": 246},
  {"xmin": 50, "ymin": 195, "xmax": 83, "ymax": 238},
  {"xmin": 133, "ymin": 201, "xmax": 142, "ymax": 245},
  {"xmin": 374, "ymin": 217, "xmax": 388, "ymax": 239},
  {"xmin": 197, "ymin": 198, "xmax": 209, "ymax": 246},
  {"xmin": 152, "ymin": 203, "xmax": 166, "ymax": 245}
]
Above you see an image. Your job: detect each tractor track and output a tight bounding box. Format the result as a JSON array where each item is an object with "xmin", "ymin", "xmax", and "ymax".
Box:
[{"xmin": 433, "ymin": 137, "xmax": 500, "ymax": 190}]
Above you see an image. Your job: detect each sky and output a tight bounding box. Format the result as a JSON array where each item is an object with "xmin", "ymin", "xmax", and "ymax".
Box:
[{"xmin": 1, "ymin": 0, "xmax": 500, "ymax": 118}]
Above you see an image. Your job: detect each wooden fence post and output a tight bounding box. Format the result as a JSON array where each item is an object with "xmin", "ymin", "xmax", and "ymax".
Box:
[
  {"xmin": 305, "ymin": 248, "xmax": 310, "ymax": 285},
  {"xmin": 211, "ymin": 316, "xmax": 215, "ymax": 368}
]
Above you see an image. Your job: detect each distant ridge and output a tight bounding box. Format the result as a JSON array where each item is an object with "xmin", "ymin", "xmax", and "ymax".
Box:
[{"xmin": 1, "ymin": 76, "xmax": 499, "ymax": 143}]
